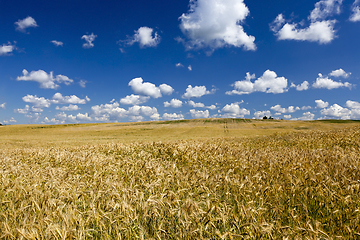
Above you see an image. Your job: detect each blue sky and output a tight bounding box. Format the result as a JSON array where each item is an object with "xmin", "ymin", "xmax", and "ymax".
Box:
[{"xmin": 1, "ymin": 0, "xmax": 360, "ymax": 124}]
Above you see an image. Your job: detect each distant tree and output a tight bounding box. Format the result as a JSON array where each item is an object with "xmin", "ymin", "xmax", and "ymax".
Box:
[
  {"xmin": 263, "ymin": 116, "xmax": 268, "ymax": 120},
  {"xmin": 269, "ymin": 116, "xmax": 274, "ymax": 120}
]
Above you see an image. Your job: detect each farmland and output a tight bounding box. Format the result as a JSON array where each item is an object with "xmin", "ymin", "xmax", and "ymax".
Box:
[{"xmin": 1, "ymin": 119, "xmax": 360, "ymax": 239}]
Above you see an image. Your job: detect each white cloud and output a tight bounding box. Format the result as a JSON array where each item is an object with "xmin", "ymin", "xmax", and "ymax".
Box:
[
  {"xmin": 329, "ymin": 68, "xmax": 351, "ymax": 78},
  {"xmin": 271, "ymin": 0, "xmax": 342, "ymax": 44},
  {"xmin": 284, "ymin": 115, "xmax": 292, "ymax": 119},
  {"xmin": 15, "ymin": 105, "xmax": 30, "ymax": 114},
  {"xmin": 55, "ymin": 104, "xmax": 80, "ymax": 111},
  {"xmin": 15, "ymin": 16, "xmax": 38, "ymax": 32},
  {"xmin": 188, "ymin": 100, "xmax": 205, "ymax": 108},
  {"xmin": 271, "ymin": 105, "xmax": 300, "ymax": 113},
  {"xmin": 182, "ymin": 85, "xmax": 213, "ymax": 98},
  {"xmin": 291, "ymin": 81, "xmax": 309, "ymax": 91},
  {"xmin": 159, "ymin": 84, "xmax": 174, "ymax": 95},
  {"xmin": 51, "ymin": 40, "xmax": 63, "ymax": 47},
  {"xmin": 164, "ymin": 99, "xmax": 183, "ymax": 108},
  {"xmin": 128, "ymin": 106, "xmax": 159, "ymax": 120},
  {"xmin": 128, "ymin": 77, "xmax": 173, "ymax": 98},
  {"xmin": 120, "ymin": 94, "xmax": 150, "ymax": 105},
  {"xmin": 302, "ymin": 106, "xmax": 312, "ymax": 110},
  {"xmin": 79, "ymin": 80, "xmax": 87, "ymax": 88},
  {"xmin": 254, "ymin": 110, "xmax": 271, "ymax": 119},
  {"xmin": 2, "ymin": 117, "xmax": 17, "ymax": 124},
  {"xmin": 320, "ymin": 104, "xmax": 351, "ymax": 119},
  {"xmin": 190, "ymin": 109, "xmax": 209, "ymax": 118},
  {"xmin": 346, "ymin": 100, "xmax": 360, "ymax": 109},
  {"xmin": 221, "ymin": 103, "xmax": 250, "ymax": 118},
  {"xmin": 0, "ymin": 103, "xmax": 5, "ymax": 109},
  {"xmin": 22, "ymin": 95, "xmax": 51, "ymax": 108},
  {"xmin": 17, "ymin": 69, "xmax": 74, "ymax": 89},
  {"xmin": 52, "ymin": 93, "xmax": 89, "ymax": 104},
  {"xmin": 0, "ymin": 43, "xmax": 16, "ymax": 56},
  {"xmin": 298, "ymin": 112, "xmax": 316, "ymax": 120},
  {"xmin": 207, "ymin": 105, "xmax": 217, "ymax": 110},
  {"xmin": 188, "ymin": 65, "xmax": 192, "ymax": 71},
  {"xmin": 350, "ymin": 0, "xmax": 360, "ymax": 21},
  {"xmin": 82, "ymin": 33, "xmax": 97, "ymax": 49},
  {"xmin": 163, "ymin": 113, "xmax": 184, "ymax": 120},
  {"xmin": 91, "ymin": 102, "xmax": 127, "ymax": 122},
  {"xmin": 315, "ymin": 99, "xmax": 329, "ymax": 108},
  {"xmin": 346, "ymin": 100, "xmax": 360, "ymax": 119},
  {"xmin": 179, "ymin": 0, "xmax": 256, "ymax": 52},
  {"xmin": 76, "ymin": 113, "xmax": 92, "ymax": 121},
  {"xmin": 312, "ymin": 73, "xmax": 352, "ymax": 89},
  {"xmin": 176, "ymin": 63, "xmax": 184, "ymax": 67},
  {"xmin": 125, "ymin": 27, "xmax": 160, "ymax": 48},
  {"xmin": 226, "ymin": 70, "xmax": 288, "ymax": 95},
  {"xmin": 91, "ymin": 100, "xmax": 160, "ymax": 122}
]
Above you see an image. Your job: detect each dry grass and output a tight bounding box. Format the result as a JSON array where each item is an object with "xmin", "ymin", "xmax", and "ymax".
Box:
[{"xmin": 1, "ymin": 120, "xmax": 360, "ymax": 239}]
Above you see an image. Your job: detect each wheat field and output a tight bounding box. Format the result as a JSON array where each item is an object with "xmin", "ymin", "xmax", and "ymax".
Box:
[{"xmin": 1, "ymin": 119, "xmax": 360, "ymax": 239}]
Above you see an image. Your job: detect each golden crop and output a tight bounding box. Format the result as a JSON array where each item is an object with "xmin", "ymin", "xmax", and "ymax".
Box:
[{"xmin": 0, "ymin": 122, "xmax": 360, "ymax": 239}]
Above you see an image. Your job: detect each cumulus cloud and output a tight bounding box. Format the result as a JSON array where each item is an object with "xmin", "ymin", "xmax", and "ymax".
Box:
[
  {"xmin": 55, "ymin": 104, "xmax": 80, "ymax": 111},
  {"xmin": 22, "ymin": 95, "xmax": 51, "ymax": 108},
  {"xmin": 271, "ymin": 0, "xmax": 342, "ymax": 44},
  {"xmin": 51, "ymin": 40, "xmax": 63, "ymax": 47},
  {"xmin": 176, "ymin": 63, "xmax": 184, "ymax": 68},
  {"xmin": 163, "ymin": 113, "xmax": 184, "ymax": 120},
  {"xmin": 52, "ymin": 93, "xmax": 89, "ymax": 104},
  {"xmin": 91, "ymin": 102, "xmax": 127, "ymax": 122},
  {"xmin": 128, "ymin": 105, "xmax": 159, "ymax": 121},
  {"xmin": 91, "ymin": 100, "xmax": 160, "ymax": 122},
  {"xmin": 312, "ymin": 73, "xmax": 352, "ymax": 89},
  {"xmin": 17, "ymin": 69, "xmax": 74, "ymax": 89},
  {"xmin": 159, "ymin": 84, "xmax": 174, "ymax": 95},
  {"xmin": 291, "ymin": 81, "xmax": 309, "ymax": 91},
  {"xmin": 190, "ymin": 109, "xmax": 209, "ymax": 118},
  {"xmin": 271, "ymin": 105, "xmax": 300, "ymax": 114},
  {"xmin": 82, "ymin": 33, "xmax": 97, "ymax": 49},
  {"xmin": 283, "ymin": 115, "xmax": 292, "ymax": 119},
  {"xmin": 221, "ymin": 103, "xmax": 250, "ymax": 118},
  {"xmin": 15, "ymin": 16, "xmax": 38, "ymax": 32},
  {"xmin": 0, "ymin": 43, "xmax": 16, "ymax": 56},
  {"xmin": 254, "ymin": 110, "xmax": 271, "ymax": 119},
  {"xmin": 182, "ymin": 85, "xmax": 214, "ymax": 98},
  {"xmin": 179, "ymin": 0, "xmax": 256, "ymax": 52},
  {"xmin": 124, "ymin": 27, "xmax": 160, "ymax": 48},
  {"xmin": 128, "ymin": 77, "xmax": 173, "ymax": 98},
  {"xmin": 164, "ymin": 99, "xmax": 183, "ymax": 108},
  {"xmin": 0, "ymin": 103, "xmax": 5, "ymax": 109},
  {"xmin": 76, "ymin": 113, "xmax": 92, "ymax": 121},
  {"xmin": 315, "ymin": 99, "xmax": 329, "ymax": 108},
  {"xmin": 320, "ymin": 104, "xmax": 351, "ymax": 119},
  {"xmin": 20, "ymin": 93, "xmax": 88, "ymax": 112},
  {"xmin": 14, "ymin": 105, "xmax": 30, "ymax": 114},
  {"xmin": 188, "ymin": 65, "xmax": 192, "ymax": 71},
  {"xmin": 226, "ymin": 70, "xmax": 288, "ymax": 95},
  {"xmin": 120, "ymin": 94, "xmax": 150, "ymax": 105},
  {"xmin": 1, "ymin": 117, "xmax": 17, "ymax": 124},
  {"xmin": 298, "ymin": 112, "xmax": 316, "ymax": 120},
  {"xmin": 346, "ymin": 100, "xmax": 360, "ymax": 109},
  {"xmin": 346, "ymin": 100, "xmax": 360, "ymax": 119},
  {"xmin": 188, "ymin": 100, "xmax": 205, "ymax": 108},
  {"xmin": 350, "ymin": 0, "xmax": 360, "ymax": 22},
  {"xmin": 329, "ymin": 68, "xmax": 351, "ymax": 78}
]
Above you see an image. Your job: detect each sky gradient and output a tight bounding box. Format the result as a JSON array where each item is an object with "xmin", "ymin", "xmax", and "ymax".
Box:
[{"xmin": 1, "ymin": 0, "xmax": 360, "ymax": 125}]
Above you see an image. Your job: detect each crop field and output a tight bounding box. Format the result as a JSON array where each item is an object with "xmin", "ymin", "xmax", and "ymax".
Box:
[{"xmin": 1, "ymin": 119, "xmax": 360, "ymax": 239}]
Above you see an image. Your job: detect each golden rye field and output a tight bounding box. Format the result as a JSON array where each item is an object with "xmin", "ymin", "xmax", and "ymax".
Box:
[{"xmin": 1, "ymin": 119, "xmax": 360, "ymax": 239}]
